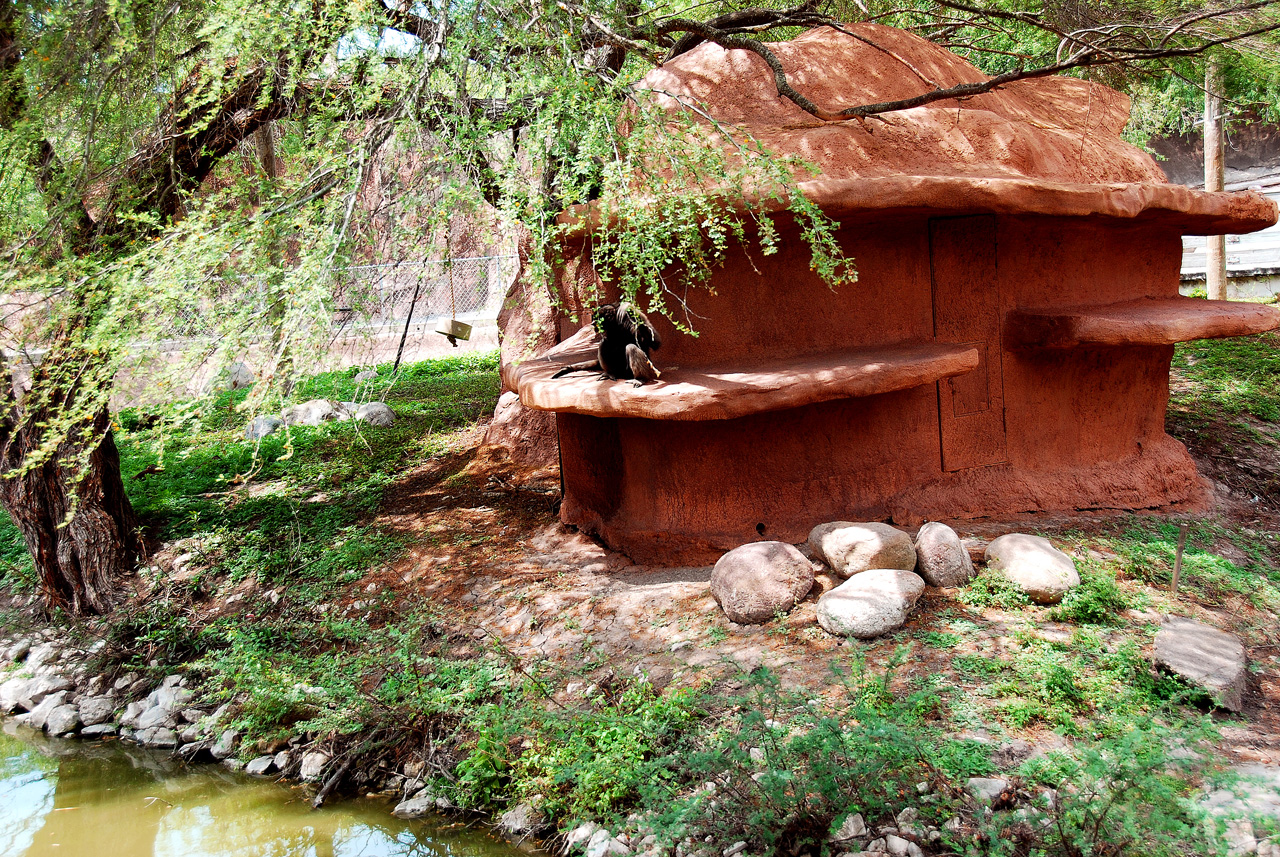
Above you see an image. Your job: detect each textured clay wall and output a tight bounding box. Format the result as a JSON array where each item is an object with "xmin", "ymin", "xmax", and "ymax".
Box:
[{"xmin": 557, "ymin": 213, "xmax": 1205, "ymax": 563}]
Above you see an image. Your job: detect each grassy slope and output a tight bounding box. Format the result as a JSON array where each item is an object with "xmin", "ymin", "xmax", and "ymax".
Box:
[{"xmin": 2, "ymin": 336, "xmax": 1280, "ymax": 855}]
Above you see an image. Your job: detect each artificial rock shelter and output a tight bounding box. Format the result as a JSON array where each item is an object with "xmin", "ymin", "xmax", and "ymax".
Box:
[{"xmin": 510, "ymin": 24, "xmax": 1280, "ymax": 563}]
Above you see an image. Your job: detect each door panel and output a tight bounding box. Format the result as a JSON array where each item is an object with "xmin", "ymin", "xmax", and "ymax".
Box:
[{"xmin": 929, "ymin": 216, "xmax": 1008, "ymax": 471}]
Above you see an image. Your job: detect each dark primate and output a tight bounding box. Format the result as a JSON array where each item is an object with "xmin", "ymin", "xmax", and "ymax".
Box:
[{"xmin": 552, "ymin": 301, "xmax": 662, "ymax": 386}]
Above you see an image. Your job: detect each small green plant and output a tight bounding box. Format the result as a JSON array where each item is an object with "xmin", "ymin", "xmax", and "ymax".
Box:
[
  {"xmin": 1049, "ymin": 566, "xmax": 1134, "ymax": 624},
  {"xmin": 919, "ymin": 630, "xmax": 961, "ymax": 649},
  {"xmin": 958, "ymin": 569, "xmax": 1031, "ymax": 610}
]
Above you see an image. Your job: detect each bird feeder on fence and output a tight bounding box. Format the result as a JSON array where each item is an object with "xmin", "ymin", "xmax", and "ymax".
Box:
[{"xmin": 436, "ymin": 251, "xmax": 472, "ymax": 347}]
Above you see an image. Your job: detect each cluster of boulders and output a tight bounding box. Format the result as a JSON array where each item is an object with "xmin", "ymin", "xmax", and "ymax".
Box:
[
  {"xmin": 0, "ymin": 634, "xmax": 238, "ymax": 759},
  {"xmin": 245, "ymin": 399, "xmax": 396, "ymax": 440},
  {"xmin": 710, "ymin": 522, "xmax": 1081, "ymax": 640}
]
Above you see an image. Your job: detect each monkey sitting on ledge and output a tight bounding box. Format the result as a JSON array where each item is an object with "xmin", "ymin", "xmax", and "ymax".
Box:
[{"xmin": 551, "ymin": 301, "xmax": 662, "ymax": 387}]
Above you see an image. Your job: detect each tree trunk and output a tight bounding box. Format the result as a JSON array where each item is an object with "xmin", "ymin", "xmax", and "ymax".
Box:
[{"xmin": 0, "ymin": 385, "xmax": 141, "ymax": 616}]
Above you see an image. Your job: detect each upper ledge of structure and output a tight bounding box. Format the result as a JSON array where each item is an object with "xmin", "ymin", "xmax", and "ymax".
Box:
[
  {"xmin": 796, "ymin": 177, "xmax": 1278, "ymax": 236},
  {"xmin": 514, "ymin": 328, "xmax": 979, "ymax": 421},
  {"xmin": 557, "ymin": 177, "xmax": 1278, "ymax": 239},
  {"xmin": 1008, "ymin": 297, "xmax": 1280, "ymax": 349}
]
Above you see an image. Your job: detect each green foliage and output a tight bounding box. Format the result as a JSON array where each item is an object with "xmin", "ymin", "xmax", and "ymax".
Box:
[
  {"xmin": 1112, "ymin": 520, "xmax": 1280, "ymax": 610},
  {"xmin": 0, "ymin": 517, "xmax": 34, "ymax": 593},
  {"xmin": 1049, "ymin": 566, "xmax": 1134, "ymax": 624},
  {"xmin": 116, "ymin": 352, "xmax": 499, "ymax": 598},
  {"xmin": 957, "ymin": 568, "xmax": 1030, "ymax": 610},
  {"xmin": 456, "ymin": 681, "xmax": 703, "ymax": 821},
  {"xmin": 993, "ymin": 719, "xmax": 1218, "ymax": 857},
  {"xmin": 1172, "ymin": 333, "xmax": 1280, "ymax": 423}
]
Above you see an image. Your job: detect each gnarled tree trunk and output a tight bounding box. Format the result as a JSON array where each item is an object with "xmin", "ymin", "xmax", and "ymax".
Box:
[{"xmin": 0, "ymin": 370, "xmax": 140, "ymax": 616}]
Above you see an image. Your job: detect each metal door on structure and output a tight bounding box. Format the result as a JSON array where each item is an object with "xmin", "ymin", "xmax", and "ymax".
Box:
[{"xmin": 929, "ymin": 215, "xmax": 1008, "ymax": 472}]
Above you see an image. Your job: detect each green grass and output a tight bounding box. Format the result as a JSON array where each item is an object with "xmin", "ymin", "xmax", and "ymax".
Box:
[{"xmin": 1172, "ymin": 332, "xmax": 1280, "ymax": 423}]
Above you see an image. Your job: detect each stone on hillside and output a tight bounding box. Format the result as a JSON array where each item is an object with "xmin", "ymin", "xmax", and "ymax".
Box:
[
  {"xmin": 80, "ymin": 723, "xmax": 118, "ymax": 738},
  {"xmin": 136, "ymin": 727, "xmax": 179, "ymax": 749},
  {"xmin": 816, "ymin": 569, "xmax": 925, "ymax": 638},
  {"xmin": 18, "ymin": 676, "xmax": 74, "ymax": 713},
  {"xmin": 221, "ymin": 362, "xmax": 255, "ymax": 391},
  {"xmin": 211, "ymin": 729, "xmax": 240, "ymax": 761},
  {"xmin": 829, "ymin": 813, "xmax": 867, "ymax": 843},
  {"xmin": 585, "ymin": 829, "xmax": 630, "ymax": 857},
  {"xmin": 7, "ymin": 638, "xmax": 32, "ymax": 662},
  {"xmin": 137, "ymin": 705, "xmax": 177, "ymax": 730},
  {"xmin": 299, "ymin": 750, "xmax": 329, "ymax": 782},
  {"xmin": 914, "ymin": 522, "xmax": 975, "ymax": 587},
  {"xmin": 966, "ymin": 777, "xmax": 1012, "ymax": 805},
  {"xmin": 281, "ymin": 399, "xmax": 343, "ymax": 426},
  {"xmin": 355, "ymin": 402, "xmax": 396, "ymax": 427},
  {"xmin": 499, "ymin": 802, "xmax": 546, "ymax": 835},
  {"xmin": 1155, "ymin": 616, "xmax": 1248, "ymax": 712},
  {"xmin": 0, "ymin": 677, "xmax": 29, "ymax": 712},
  {"xmin": 807, "ymin": 522, "xmax": 916, "ymax": 578},
  {"xmin": 354, "ymin": 369, "xmax": 379, "ymax": 383},
  {"xmin": 245, "ymin": 415, "xmax": 283, "ymax": 441},
  {"xmin": 392, "ymin": 793, "xmax": 436, "ymax": 819},
  {"xmin": 274, "ymin": 750, "xmax": 292, "ymax": 772},
  {"xmin": 245, "ymin": 755, "xmax": 276, "ymax": 776},
  {"xmin": 25, "ymin": 642, "xmax": 60, "ymax": 670},
  {"xmin": 710, "ymin": 541, "xmax": 815, "ymax": 624},
  {"xmin": 984, "ymin": 534, "xmax": 1079, "ymax": 604},
  {"xmin": 23, "ymin": 691, "xmax": 69, "ymax": 730},
  {"xmin": 45, "ymin": 704, "xmax": 81, "ymax": 735},
  {"xmin": 565, "ymin": 822, "xmax": 602, "ymax": 852}
]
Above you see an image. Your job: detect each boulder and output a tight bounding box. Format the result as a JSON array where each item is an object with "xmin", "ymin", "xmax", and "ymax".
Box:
[
  {"xmin": 6, "ymin": 638, "xmax": 32, "ymax": 662},
  {"xmin": 807, "ymin": 522, "xmax": 916, "ymax": 578},
  {"xmin": 816, "ymin": 569, "xmax": 925, "ymax": 638},
  {"xmin": 983, "ymin": 534, "xmax": 1079, "ymax": 604},
  {"xmin": 136, "ymin": 705, "xmax": 177, "ymax": 730},
  {"xmin": 0, "ymin": 677, "xmax": 29, "ymax": 712},
  {"xmin": 80, "ymin": 723, "xmax": 118, "ymax": 738},
  {"xmin": 354, "ymin": 369, "xmax": 379, "ymax": 383},
  {"xmin": 245, "ymin": 755, "xmax": 276, "ymax": 776},
  {"xmin": 1155, "ymin": 616, "xmax": 1248, "ymax": 712},
  {"xmin": 281, "ymin": 399, "xmax": 342, "ymax": 426},
  {"xmin": 585, "ymin": 829, "xmax": 630, "ymax": 857},
  {"xmin": 136, "ymin": 727, "xmax": 179, "ymax": 749},
  {"xmin": 211, "ymin": 729, "xmax": 240, "ymax": 760},
  {"xmin": 564, "ymin": 822, "xmax": 602, "ymax": 852},
  {"xmin": 966, "ymin": 777, "xmax": 1012, "ymax": 805},
  {"xmin": 710, "ymin": 541, "xmax": 815, "ymax": 624},
  {"xmin": 23, "ymin": 691, "xmax": 69, "ymax": 730},
  {"xmin": 245, "ymin": 416, "xmax": 283, "ymax": 441},
  {"xmin": 914, "ymin": 522, "xmax": 975, "ymax": 587},
  {"xmin": 25, "ymin": 642, "xmax": 60, "ymax": 670},
  {"xmin": 392, "ymin": 793, "xmax": 437, "ymax": 819},
  {"xmin": 829, "ymin": 813, "xmax": 867, "ymax": 844},
  {"xmin": 45, "ymin": 704, "xmax": 81, "ymax": 736},
  {"xmin": 355, "ymin": 402, "xmax": 396, "ymax": 427},
  {"xmin": 17, "ymin": 675, "xmax": 74, "ymax": 712},
  {"xmin": 498, "ymin": 802, "xmax": 546, "ymax": 836},
  {"xmin": 221, "ymin": 362, "xmax": 256, "ymax": 391},
  {"xmin": 299, "ymin": 750, "xmax": 329, "ymax": 782}
]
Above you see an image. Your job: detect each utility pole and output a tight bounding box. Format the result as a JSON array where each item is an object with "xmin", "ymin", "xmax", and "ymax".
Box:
[{"xmin": 1205, "ymin": 54, "xmax": 1228, "ymax": 300}]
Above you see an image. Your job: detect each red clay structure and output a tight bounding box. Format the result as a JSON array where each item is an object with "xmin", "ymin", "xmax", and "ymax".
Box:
[{"xmin": 509, "ymin": 24, "xmax": 1280, "ymax": 564}]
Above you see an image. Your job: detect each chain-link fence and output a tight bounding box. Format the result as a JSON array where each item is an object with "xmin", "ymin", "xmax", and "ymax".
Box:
[{"xmin": 331, "ymin": 255, "xmax": 517, "ymax": 335}]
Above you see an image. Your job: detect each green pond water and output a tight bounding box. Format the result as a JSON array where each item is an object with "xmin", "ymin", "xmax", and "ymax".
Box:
[{"xmin": 0, "ymin": 721, "xmax": 530, "ymax": 857}]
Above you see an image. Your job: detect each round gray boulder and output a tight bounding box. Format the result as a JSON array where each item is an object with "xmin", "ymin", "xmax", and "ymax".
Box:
[
  {"xmin": 281, "ymin": 399, "xmax": 343, "ymax": 426},
  {"xmin": 914, "ymin": 522, "xmax": 976, "ymax": 587},
  {"xmin": 984, "ymin": 534, "xmax": 1079, "ymax": 604},
  {"xmin": 816, "ymin": 569, "xmax": 925, "ymax": 638},
  {"xmin": 355, "ymin": 402, "xmax": 396, "ymax": 427},
  {"xmin": 244, "ymin": 415, "xmax": 283, "ymax": 441},
  {"xmin": 710, "ymin": 541, "xmax": 815, "ymax": 624},
  {"xmin": 807, "ymin": 522, "xmax": 916, "ymax": 578}
]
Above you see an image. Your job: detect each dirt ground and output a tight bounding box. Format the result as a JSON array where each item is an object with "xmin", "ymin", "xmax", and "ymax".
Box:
[{"xmin": 355, "ymin": 417, "xmax": 1280, "ymax": 769}]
